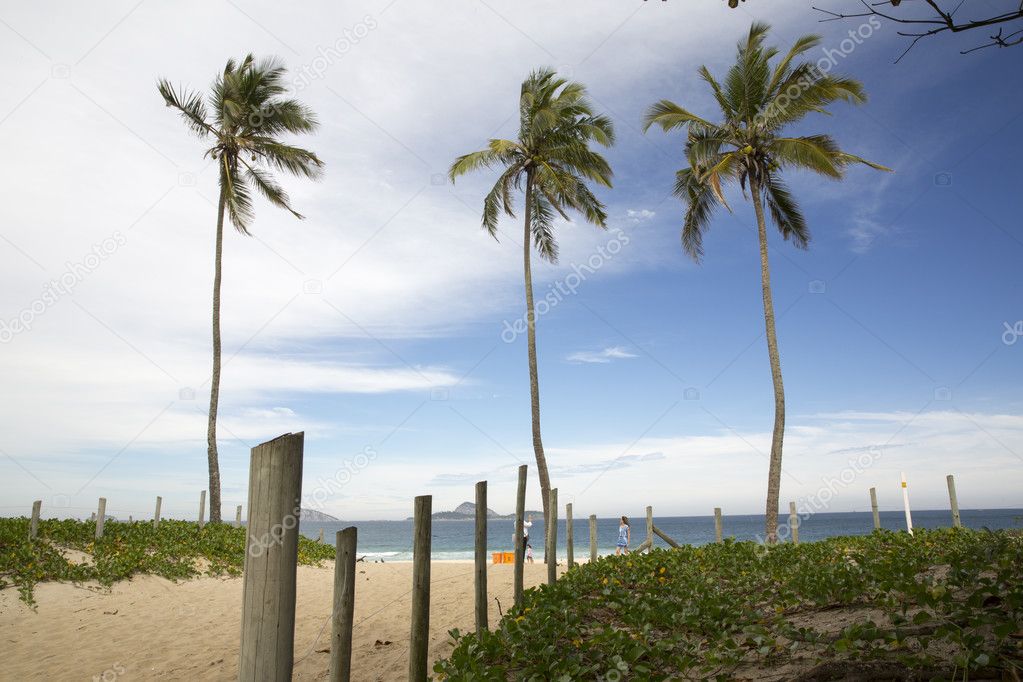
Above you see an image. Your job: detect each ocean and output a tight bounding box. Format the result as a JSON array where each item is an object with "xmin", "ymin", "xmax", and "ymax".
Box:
[{"xmin": 297, "ymin": 508, "xmax": 1023, "ymax": 561}]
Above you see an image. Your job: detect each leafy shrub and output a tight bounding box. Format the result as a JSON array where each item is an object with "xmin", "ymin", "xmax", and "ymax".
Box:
[
  {"xmin": 0, "ymin": 517, "xmax": 334, "ymax": 605},
  {"xmin": 435, "ymin": 529, "xmax": 1023, "ymax": 680}
]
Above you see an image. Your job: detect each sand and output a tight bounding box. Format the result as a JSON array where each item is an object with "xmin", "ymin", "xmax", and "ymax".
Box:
[{"xmin": 0, "ymin": 560, "xmax": 558, "ymax": 681}]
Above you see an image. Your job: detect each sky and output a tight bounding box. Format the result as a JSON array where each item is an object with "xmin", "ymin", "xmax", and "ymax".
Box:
[{"xmin": 0, "ymin": 0, "xmax": 1020, "ymax": 523}]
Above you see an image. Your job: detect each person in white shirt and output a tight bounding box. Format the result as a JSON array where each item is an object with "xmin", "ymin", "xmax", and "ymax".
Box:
[{"xmin": 515, "ymin": 514, "xmax": 533, "ymax": 554}]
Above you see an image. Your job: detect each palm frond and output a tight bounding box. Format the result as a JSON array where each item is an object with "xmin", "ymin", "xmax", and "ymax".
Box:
[
  {"xmin": 763, "ymin": 176, "xmax": 808, "ymax": 247},
  {"xmin": 642, "ymin": 100, "xmax": 714, "ymax": 133}
]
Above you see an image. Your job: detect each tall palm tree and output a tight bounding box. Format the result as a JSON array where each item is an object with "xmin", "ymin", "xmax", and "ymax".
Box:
[
  {"xmin": 449, "ymin": 68, "xmax": 615, "ymax": 535},
  {"xmin": 158, "ymin": 55, "xmax": 323, "ymax": 523},
  {"xmin": 644, "ymin": 23, "xmax": 889, "ymax": 543}
]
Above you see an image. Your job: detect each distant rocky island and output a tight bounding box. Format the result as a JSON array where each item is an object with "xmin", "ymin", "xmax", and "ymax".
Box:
[
  {"xmin": 410, "ymin": 501, "xmax": 545, "ymax": 521},
  {"xmin": 299, "ymin": 508, "xmax": 342, "ymax": 522}
]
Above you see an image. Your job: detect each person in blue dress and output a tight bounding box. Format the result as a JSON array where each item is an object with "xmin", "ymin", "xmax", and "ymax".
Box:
[{"xmin": 615, "ymin": 516, "xmax": 630, "ymax": 555}]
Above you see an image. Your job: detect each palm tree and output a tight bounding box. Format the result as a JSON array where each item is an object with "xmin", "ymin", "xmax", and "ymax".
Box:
[
  {"xmin": 643, "ymin": 23, "xmax": 889, "ymax": 543},
  {"xmin": 449, "ymin": 68, "xmax": 615, "ymax": 537},
  {"xmin": 158, "ymin": 55, "xmax": 323, "ymax": 523}
]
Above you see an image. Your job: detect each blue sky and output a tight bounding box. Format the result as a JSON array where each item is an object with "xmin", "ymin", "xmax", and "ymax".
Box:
[{"xmin": 0, "ymin": 1, "xmax": 1020, "ymax": 522}]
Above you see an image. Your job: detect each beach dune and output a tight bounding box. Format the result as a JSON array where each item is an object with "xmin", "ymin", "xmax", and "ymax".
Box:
[{"xmin": 0, "ymin": 561, "xmax": 556, "ymax": 681}]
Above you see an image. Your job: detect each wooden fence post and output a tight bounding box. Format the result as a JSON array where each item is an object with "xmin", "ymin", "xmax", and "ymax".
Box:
[
  {"xmin": 236, "ymin": 504, "xmax": 243, "ymax": 528},
  {"xmin": 714, "ymin": 507, "xmax": 722, "ymax": 544},
  {"xmin": 474, "ymin": 481, "xmax": 488, "ymax": 634},
  {"xmin": 546, "ymin": 488, "xmax": 558, "ymax": 585},
  {"xmin": 589, "ymin": 514, "xmax": 597, "ymax": 563},
  {"xmin": 789, "ymin": 501, "xmax": 799, "ymax": 545},
  {"xmin": 239, "ymin": 432, "xmax": 305, "ymax": 682},
  {"xmin": 946, "ymin": 474, "xmax": 962, "ymax": 528},
  {"xmin": 318, "ymin": 528, "xmax": 324, "ymax": 544},
  {"xmin": 869, "ymin": 487, "xmax": 880, "ymax": 530},
  {"xmin": 30, "ymin": 500, "xmax": 41, "ymax": 540},
  {"xmin": 900, "ymin": 472, "xmax": 913, "ymax": 535},
  {"xmin": 513, "ymin": 465, "xmax": 526, "ymax": 609},
  {"xmin": 329, "ymin": 527, "xmax": 357, "ymax": 682},
  {"xmin": 652, "ymin": 525, "xmax": 681, "ymax": 548},
  {"xmin": 198, "ymin": 490, "xmax": 206, "ymax": 529},
  {"xmin": 566, "ymin": 503, "xmax": 574, "ymax": 568},
  {"xmin": 96, "ymin": 498, "xmax": 106, "ymax": 539},
  {"xmin": 409, "ymin": 495, "xmax": 432, "ymax": 682},
  {"xmin": 646, "ymin": 506, "xmax": 653, "ymax": 553}
]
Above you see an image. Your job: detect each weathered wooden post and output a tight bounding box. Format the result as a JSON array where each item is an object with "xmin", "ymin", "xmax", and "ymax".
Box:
[
  {"xmin": 646, "ymin": 506, "xmax": 654, "ymax": 553},
  {"xmin": 91, "ymin": 512, "xmax": 96, "ymax": 521},
  {"xmin": 96, "ymin": 498, "xmax": 106, "ymax": 539},
  {"xmin": 546, "ymin": 488, "xmax": 558, "ymax": 585},
  {"xmin": 714, "ymin": 507, "xmax": 722, "ymax": 544},
  {"xmin": 566, "ymin": 503, "xmax": 574, "ymax": 568},
  {"xmin": 474, "ymin": 480, "xmax": 488, "ymax": 634},
  {"xmin": 329, "ymin": 527, "xmax": 357, "ymax": 682},
  {"xmin": 236, "ymin": 504, "xmax": 243, "ymax": 528},
  {"xmin": 198, "ymin": 490, "xmax": 206, "ymax": 529},
  {"xmin": 513, "ymin": 464, "xmax": 526, "ymax": 608},
  {"xmin": 154, "ymin": 497, "xmax": 163, "ymax": 528},
  {"xmin": 128, "ymin": 515, "xmax": 133, "ymax": 523},
  {"xmin": 900, "ymin": 471, "xmax": 913, "ymax": 535},
  {"xmin": 869, "ymin": 487, "xmax": 880, "ymax": 530},
  {"xmin": 946, "ymin": 474, "xmax": 962, "ymax": 528},
  {"xmin": 239, "ymin": 432, "xmax": 305, "ymax": 682},
  {"xmin": 789, "ymin": 501, "xmax": 799, "ymax": 545},
  {"xmin": 29, "ymin": 500, "xmax": 41, "ymax": 540},
  {"xmin": 589, "ymin": 514, "xmax": 597, "ymax": 562},
  {"xmin": 318, "ymin": 528, "xmax": 324, "ymax": 543},
  {"xmin": 409, "ymin": 495, "xmax": 432, "ymax": 682}
]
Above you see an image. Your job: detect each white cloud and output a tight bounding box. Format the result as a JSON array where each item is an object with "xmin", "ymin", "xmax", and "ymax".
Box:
[{"xmin": 566, "ymin": 345, "xmax": 639, "ymax": 364}]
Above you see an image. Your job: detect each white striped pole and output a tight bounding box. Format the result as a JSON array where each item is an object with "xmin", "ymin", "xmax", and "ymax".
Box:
[{"xmin": 900, "ymin": 472, "xmax": 913, "ymax": 535}]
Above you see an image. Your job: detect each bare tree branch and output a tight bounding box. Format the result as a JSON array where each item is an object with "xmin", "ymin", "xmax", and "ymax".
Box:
[{"xmin": 809, "ymin": 0, "xmax": 1023, "ymax": 60}]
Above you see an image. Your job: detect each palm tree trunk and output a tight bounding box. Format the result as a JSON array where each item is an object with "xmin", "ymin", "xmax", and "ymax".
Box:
[
  {"xmin": 750, "ymin": 176, "xmax": 785, "ymax": 544},
  {"xmin": 522, "ymin": 170, "xmax": 553, "ymax": 560},
  {"xmin": 206, "ymin": 187, "xmax": 226, "ymax": 524}
]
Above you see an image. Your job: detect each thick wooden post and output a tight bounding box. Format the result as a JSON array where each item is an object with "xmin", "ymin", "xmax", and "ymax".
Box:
[
  {"xmin": 318, "ymin": 528, "xmax": 324, "ymax": 544},
  {"xmin": 239, "ymin": 432, "xmax": 305, "ymax": 682},
  {"xmin": 646, "ymin": 506, "xmax": 654, "ymax": 553},
  {"xmin": 30, "ymin": 500, "xmax": 41, "ymax": 540},
  {"xmin": 236, "ymin": 504, "xmax": 243, "ymax": 527},
  {"xmin": 869, "ymin": 487, "xmax": 880, "ymax": 530},
  {"xmin": 96, "ymin": 498, "xmax": 106, "ymax": 539},
  {"xmin": 589, "ymin": 514, "xmax": 597, "ymax": 562},
  {"xmin": 513, "ymin": 464, "xmax": 526, "ymax": 608},
  {"xmin": 946, "ymin": 474, "xmax": 962, "ymax": 528},
  {"xmin": 566, "ymin": 503, "xmax": 574, "ymax": 568},
  {"xmin": 789, "ymin": 501, "xmax": 799, "ymax": 545},
  {"xmin": 546, "ymin": 488, "xmax": 558, "ymax": 585},
  {"xmin": 198, "ymin": 490, "xmax": 206, "ymax": 529},
  {"xmin": 154, "ymin": 496, "xmax": 162, "ymax": 527},
  {"xmin": 474, "ymin": 481, "xmax": 488, "ymax": 634},
  {"xmin": 409, "ymin": 495, "xmax": 432, "ymax": 682},
  {"xmin": 329, "ymin": 527, "xmax": 357, "ymax": 682},
  {"xmin": 714, "ymin": 507, "xmax": 722, "ymax": 544}
]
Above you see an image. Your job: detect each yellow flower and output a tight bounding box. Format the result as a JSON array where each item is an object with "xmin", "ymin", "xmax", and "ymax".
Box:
[
  {"xmin": 602, "ymin": 577, "xmax": 608, "ymax": 585},
  {"xmin": 515, "ymin": 616, "xmax": 525, "ymax": 623},
  {"xmin": 659, "ymin": 567, "xmax": 666, "ymax": 574}
]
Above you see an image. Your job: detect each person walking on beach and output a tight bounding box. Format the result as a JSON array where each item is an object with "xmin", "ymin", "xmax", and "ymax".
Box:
[
  {"xmin": 526, "ymin": 543, "xmax": 534, "ymax": 563},
  {"xmin": 616, "ymin": 516, "xmax": 630, "ymax": 555},
  {"xmin": 517, "ymin": 514, "xmax": 533, "ymax": 554}
]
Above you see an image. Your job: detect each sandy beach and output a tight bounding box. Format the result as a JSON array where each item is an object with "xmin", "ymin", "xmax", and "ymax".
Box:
[{"xmin": 0, "ymin": 560, "xmax": 558, "ymax": 681}]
